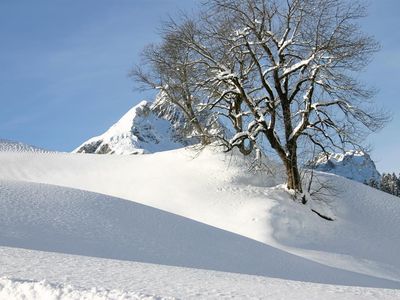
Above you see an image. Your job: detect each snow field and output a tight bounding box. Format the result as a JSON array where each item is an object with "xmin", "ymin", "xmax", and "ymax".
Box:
[
  {"xmin": 0, "ymin": 277, "xmax": 172, "ymax": 300},
  {"xmin": 1, "ymin": 247, "xmax": 399, "ymax": 300},
  {"xmin": 0, "ymin": 149, "xmax": 399, "ymax": 286},
  {"xmin": 0, "ymin": 145, "xmax": 400, "ymax": 298}
]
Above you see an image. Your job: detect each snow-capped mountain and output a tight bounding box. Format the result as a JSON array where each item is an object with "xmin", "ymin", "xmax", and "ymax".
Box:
[
  {"xmin": 74, "ymin": 100, "xmax": 194, "ymax": 155},
  {"xmin": 0, "ymin": 139, "xmax": 48, "ymax": 153},
  {"xmin": 311, "ymin": 150, "xmax": 381, "ymax": 184}
]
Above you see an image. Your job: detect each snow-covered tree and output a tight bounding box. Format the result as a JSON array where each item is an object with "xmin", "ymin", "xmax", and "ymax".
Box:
[
  {"xmin": 134, "ymin": 0, "xmax": 387, "ymax": 198},
  {"xmin": 131, "ymin": 28, "xmax": 217, "ymax": 146},
  {"xmin": 396, "ymin": 173, "xmax": 400, "ymax": 197},
  {"xmin": 380, "ymin": 173, "xmax": 400, "ymax": 197}
]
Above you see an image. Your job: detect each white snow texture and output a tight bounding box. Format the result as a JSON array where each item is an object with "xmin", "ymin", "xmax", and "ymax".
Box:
[{"xmin": 0, "ymin": 137, "xmax": 399, "ymax": 299}]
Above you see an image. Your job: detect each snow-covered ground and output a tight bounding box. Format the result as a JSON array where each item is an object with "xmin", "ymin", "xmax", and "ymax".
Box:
[
  {"xmin": 1, "ymin": 247, "xmax": 399, "ymax": 300},
  {"xmin": 0, "ymin": 142, "xmax": 399, "ymax": 299}
]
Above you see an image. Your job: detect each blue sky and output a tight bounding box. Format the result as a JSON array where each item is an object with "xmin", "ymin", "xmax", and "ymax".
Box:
[{"xmin": 0, "ymin": 0, "xmax": 399, "ymax": 172}]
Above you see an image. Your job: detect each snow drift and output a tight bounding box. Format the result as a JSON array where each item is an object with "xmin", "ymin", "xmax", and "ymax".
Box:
[
  {"xmin": 1, "ymin": 264, "xmax": 398, "ymax": 300},
  {"xmin": 0, "ymin": 277, "xmax": 168, "ymax": 300},
  {"xmin": 2, "ymin": 178, "xmax": 399, "ymax": 288}
]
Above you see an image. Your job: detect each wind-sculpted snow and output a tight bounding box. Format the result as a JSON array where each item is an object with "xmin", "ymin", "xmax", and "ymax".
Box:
[{"xmin": 2, "ymin": 179, "xmax": 397, "ymax": 287}]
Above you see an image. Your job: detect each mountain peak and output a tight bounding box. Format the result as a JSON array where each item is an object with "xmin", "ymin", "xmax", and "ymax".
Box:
[
  {"xmin": 312, "ymin": 150, "xmax": 381, "ymax": 184},
  {"xmin": 107, "ymin": 100, "xmax": 150, "ymax": 136},
  {"xmin": 73, "ymin": 100, "xmax": 191, "ymax": 155},
  {"xmin": 0, "ymin": 139, "xmax": 48, "ymax": 153}
]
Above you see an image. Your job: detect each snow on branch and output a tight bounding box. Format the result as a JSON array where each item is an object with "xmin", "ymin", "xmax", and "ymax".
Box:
[{"xmin": 280, "ymin": 54, "xmax": 316, "ymax": 78}]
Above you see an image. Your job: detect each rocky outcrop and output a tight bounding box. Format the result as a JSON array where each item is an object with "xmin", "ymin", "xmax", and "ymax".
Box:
[{"xmin": 310, "ymin": 150, "xmax": 381, "ymax": 184}]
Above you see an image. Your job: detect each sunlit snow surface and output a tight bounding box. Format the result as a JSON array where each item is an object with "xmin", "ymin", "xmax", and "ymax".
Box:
[
  {"xmin": 0, "ymin": 141, "xmax": 399, "ymax": 299},
  {"xmin": 1, "ymin": 247, "xmax": 399, "ymax": 300}
]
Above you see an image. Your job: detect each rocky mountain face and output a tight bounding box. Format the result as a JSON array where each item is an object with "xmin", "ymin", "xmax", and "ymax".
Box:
[
  {"xmin": 0, "ymin": 139, "xmax": 48, "ymax": 153},
  {"xmin": 74, "ymin": 88, "xmax": 227, "ymax": 155},
  {"xmin": 311, "ymin": 150, "xmax": 381, "ymax": 184},
  {"xmin": 73, "ymin": 99, "xmax": 199, "ymax": 155}
]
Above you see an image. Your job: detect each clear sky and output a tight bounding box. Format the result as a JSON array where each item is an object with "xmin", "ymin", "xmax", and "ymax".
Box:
[{"xmin": 0, "ymin": 0, "xmax": 399, "ymax": 172}]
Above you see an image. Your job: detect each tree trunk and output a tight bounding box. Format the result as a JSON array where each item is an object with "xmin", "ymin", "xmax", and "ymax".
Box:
[
  {"xmin": 264, "ymin": 128, "xmax": 303, "ymax": 195},
  {"xmin": 285, "ymin": 159, "xmax": 302, "ymax": 192},
  {"xmin": 283, "ymin": 146, "xmax": 303, "ymax": 193},
  {"xmin": 193, "ymin": 121, "xmax": 211, "ymax": 146},
  {"xmin": 186, "ymin": 109, "xmax": 211, "ymax": 146}
]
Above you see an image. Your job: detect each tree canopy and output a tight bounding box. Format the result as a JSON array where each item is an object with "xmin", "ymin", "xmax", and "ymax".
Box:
[{"xmin": 133, "ymin": 0, "xmax": 387, "ymax": 198}]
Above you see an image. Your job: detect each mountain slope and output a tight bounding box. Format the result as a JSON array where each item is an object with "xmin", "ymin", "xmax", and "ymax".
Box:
[{"xmin": 73, "ymin": 100, "xmax": 191, "ymax": 155}]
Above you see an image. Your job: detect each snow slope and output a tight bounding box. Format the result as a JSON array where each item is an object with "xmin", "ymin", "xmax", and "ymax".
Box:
[
  {"xmin": 1, "ymin": 178, "xmax": 398, "ymax": 288},
  {"xmin": 73, "ymin": 101, "xmax": 190, "ymax": 155},
  {"xmin": 1, "ymin": 247, "xmax": 399, "ymax": 300},
  {"xmin": 312, "ymin": 150, "xmax": 381, "ymax": 184},
  {"xmin": 0, "ymin": 148, "xmax": 399, "ymax": 298},
  {"xmin": 0, "ymin": 276, "xmax": 168, "ymax": 300}
]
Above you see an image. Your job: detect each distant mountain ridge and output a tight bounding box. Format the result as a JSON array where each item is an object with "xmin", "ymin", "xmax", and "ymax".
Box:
[
  {"xmin": 311, "ymin": 150, "xmax": 381, "ymax": 184},
  {"xmin": 0, "ymin": 139, "xmax": 48, "ymax": 153}
]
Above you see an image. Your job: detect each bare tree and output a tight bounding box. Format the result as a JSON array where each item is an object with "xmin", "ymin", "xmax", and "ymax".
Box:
[
  {"xmin": 133, "ymin": 0, "xmax": 387, "ymax": 198},
  {"xmin": 131, "ymin": 24, "xmax": 216, "ymax": 146}
]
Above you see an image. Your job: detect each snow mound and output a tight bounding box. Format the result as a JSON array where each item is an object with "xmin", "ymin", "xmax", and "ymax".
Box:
[
  {"xmin": 0, "ymin": 139, "xmax": 47, "ymax": 153},
  {"xmin": 1, "ymin": 149, "xmax": 400, "ymax": 290},
  {"xmin": 311, "ymin": 150, "xmax": 381, "ymax": 183},
  {"xmin": 0, "ymin": 277, "xmax": 171, "ymax": 300},
  {"xmin": 73, "ymin": 100, "xmax": 191, "ymax": 155},
  {"xmin": 3, "ymin": 179, "xmax": 397, "ymax": 287}
]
